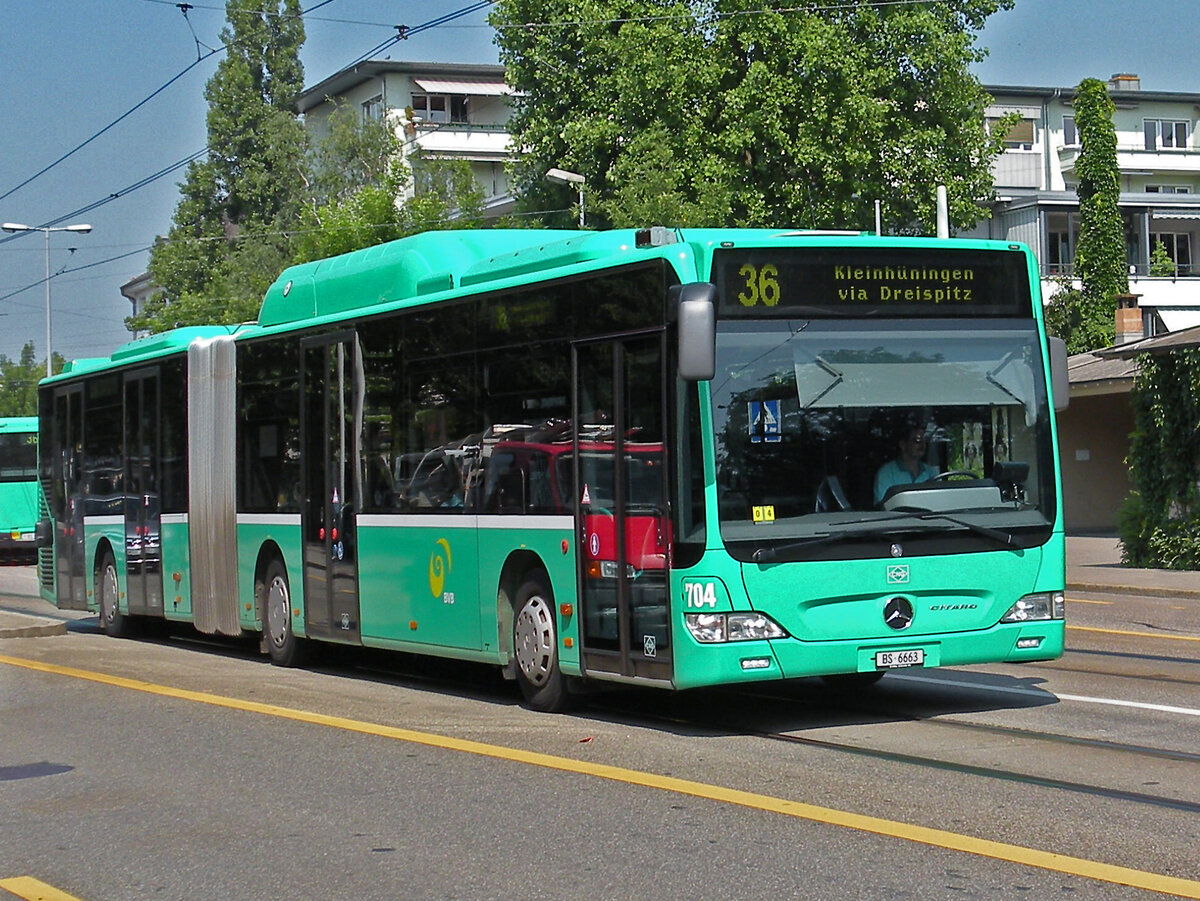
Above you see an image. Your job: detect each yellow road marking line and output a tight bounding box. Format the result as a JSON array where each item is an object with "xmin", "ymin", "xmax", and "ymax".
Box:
[
  {"xmin": 1069, "ymin": 624, "xmax": 1200, "ymax": 643},
  {"xmin": 0, "ymin": 876, "xmax": 84, "ymax": 901},
  {"xmin": 4, "ymin": 654, "xmax": 1200, "ymax": 900},
  {"xmin": 1067, "ymin": 598, "xmax": 1114, "ymax": 606}
]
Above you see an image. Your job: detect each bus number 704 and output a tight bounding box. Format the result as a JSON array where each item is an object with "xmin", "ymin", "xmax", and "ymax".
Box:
[{"xmin": 685, "ymin": 581, "xmax": 718, "ymax": 609}]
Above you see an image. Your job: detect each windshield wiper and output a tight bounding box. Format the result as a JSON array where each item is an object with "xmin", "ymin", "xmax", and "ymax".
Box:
[
  {"xmin": 751, "ymin": 523, "xmax": 943, "ymax": 563},
  {"xmin": 750, "ymin": 513, "xmax": 1021, "ymax": 563},
  {"xmin": 800, "ymin": 354, "xmax": 844, "ymax": 409},
  {"xmin": 886, "ymin": 510, "xmax": 1019, "ymax": 548},
  {"xmin": 752, "ymin": 531, "xmax": 841, "ymax": 562}
]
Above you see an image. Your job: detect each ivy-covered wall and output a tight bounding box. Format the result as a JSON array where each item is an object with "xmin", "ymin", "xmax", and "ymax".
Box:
[{"xmin": 1120, "ymin": 348, "xmax": 1200, "ymax": 568}]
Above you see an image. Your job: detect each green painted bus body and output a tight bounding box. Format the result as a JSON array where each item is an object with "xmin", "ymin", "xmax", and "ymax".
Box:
[{"xmin": 39, "ymin": 227, "xmax": 1065, "ymax": 699}]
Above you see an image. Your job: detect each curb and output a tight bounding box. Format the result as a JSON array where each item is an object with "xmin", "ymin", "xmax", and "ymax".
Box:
[
  {"xmin": 0, "ymin": 613, "xmax": 68, "ymax": 639},
  {"xmin": 1067, "ymin": 580, "xmax": 1200, "ymax": 601}
]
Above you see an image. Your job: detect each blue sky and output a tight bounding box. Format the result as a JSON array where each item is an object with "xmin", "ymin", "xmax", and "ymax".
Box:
[{"xmin": 0, "ymin": 0, "xmax": 1197, "ymax": 363}]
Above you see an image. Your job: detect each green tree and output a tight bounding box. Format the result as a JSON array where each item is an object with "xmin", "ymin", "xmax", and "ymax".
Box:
[
  {"xmin": 0, "ymin": 342, "xmax": 58, "ymax": 415},
  {"xmin": 402, "ymin": 154, "xmax": 487, "ymax": 233},
  {"xmin": 1043, "ymin": 277, "xmax": 1085, "ymax": 349},
  {"xmin": 1149, "ymin": 239, "xmax": 1176, "ymax": 278},
  {"xmin": 1120, "ymin": 348, "xmax": 1200, "ymax": 569},
  {"xmin": 133, "ymin": 0, "xmax": 306, "ymax": 333},
  {"xmin": 292, "ymin": 100, "xmax": 407, "ymax": 262},
  {"xmin": 1067, "ymin": 77, "xmax": 1128, "ymax": 353},
  {"xmin": 304, "ymin": 100, "xmax": 402, "ymax": 210},
  {"xmin": 292, "ymin": 101, "xmax": 487, "ymax": 263},
  {"xmin": 492, "ymin": 0, "xmax": 1011, "ymax": 231}
]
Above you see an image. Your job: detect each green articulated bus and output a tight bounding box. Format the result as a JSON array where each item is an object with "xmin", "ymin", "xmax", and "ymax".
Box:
[
  {"xmin": 0, "ymin": 416, "xmax": 40, "ymax": 562},
  {"xmin": 38, "ymin": 227, "xmax": 1069, "ymax": 710}
]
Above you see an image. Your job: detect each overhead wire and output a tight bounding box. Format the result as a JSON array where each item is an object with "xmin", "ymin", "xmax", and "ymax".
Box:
[
  {"xmin": 0, "ymin": 246, "xmax": 155, "ymax": 307},
  {"xmin": 0, "ymin": 0, "xmax": 341, "ymax": 207},
  {"xmin": 343, "ymin": 1, "xmax": 496, "ymax": 67},
  {"xmin": 2, "ymin": 0, "xmax": 498, "ymax": 236},
  {"xmin": 495, "ymin": 0, "xmax": 967, "ymax": 32},
  {"xmin": 0, "ymin": 0, "xmax": 504, "ymax": 339},
  {"xmin": 0, "ymin": 148, "xmax": 210, "ymax": 248},
  {"xmin": 1, "ymin": 0, "xmax": 962, "ymax": 212},
  {"xmin": 0, "ymin": 55, "xmax": 218, "ymax": 207},
  {"xmin": 177, "ymin": 3, "xmax": 220, "ymax": 59}
]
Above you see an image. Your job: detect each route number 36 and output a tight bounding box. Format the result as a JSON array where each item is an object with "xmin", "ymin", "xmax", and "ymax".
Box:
[{"xmin": 737, "ymin": 263, "xmax": 781, "ymax": 307}]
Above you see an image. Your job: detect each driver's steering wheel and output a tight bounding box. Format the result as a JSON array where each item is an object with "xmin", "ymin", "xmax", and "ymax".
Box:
[{"xmin": 932, "ymin": 470, "xmax": 978, "ymax": 481}]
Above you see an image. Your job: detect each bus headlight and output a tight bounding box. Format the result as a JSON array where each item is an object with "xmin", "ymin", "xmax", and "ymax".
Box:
[
  {"xmin": 1000, "ymin": 591, "xmax": 1065, "ymax": 623},
  {"xmin": 685, "ymin": 612, "xmax": 788, "ymax": 643}
]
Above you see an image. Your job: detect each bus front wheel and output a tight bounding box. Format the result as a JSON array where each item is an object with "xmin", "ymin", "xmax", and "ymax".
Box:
[
  {"xmin": 512, "ymin": 573, "xmax": 570, "ymax": 712},
  {"xmin": 261, "ymin": 559, "xmax": 307, "ymax": 667},
  {"xmin": 97, "ymin": 551, "xmax": 129, "ymax": 638}
]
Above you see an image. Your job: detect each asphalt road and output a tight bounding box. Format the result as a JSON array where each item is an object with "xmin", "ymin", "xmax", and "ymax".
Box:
[{"xmin": 1, "ymin": 568, "xmax": 1198, "ymax": 901}]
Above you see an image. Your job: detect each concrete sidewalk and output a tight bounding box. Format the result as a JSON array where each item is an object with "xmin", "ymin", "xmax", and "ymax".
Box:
[
  {"xmin": 0, "ymin": 564, "xmax": 70, "ymax": 638},
  {"xmin": 1, "ymin": 537, "xmax": 1198, "ymax": 639},
  {"xmin": 0, "ymin": 609, "xmax": 66, "ymax": 638},
  {"xmin": 1066, "ymin": 534, "xmax": 1200, "ymax": 598}
]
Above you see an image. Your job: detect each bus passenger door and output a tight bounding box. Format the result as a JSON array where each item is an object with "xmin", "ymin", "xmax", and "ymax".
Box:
[
  {"xmin": 573, "ymin": 334, "xmax": 672, "ymax": 683},
  {"xmin": 123, "ymin": 369, "xmax": 164, "ymax": 616},
  {"xmin": 51, "ymin": 386, "xmax": 87, "ymax": 609},
  {"xmin": 301, "ymin": 334, "xmax": 362, "ymax": 643}
]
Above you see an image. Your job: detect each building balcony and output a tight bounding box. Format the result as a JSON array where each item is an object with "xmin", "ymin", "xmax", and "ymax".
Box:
[
  {"xmin": 1041, "ymin": 262, "xmax": 1199, "ymax": 280},
  {"xmin": 1041, "ymin": 275, "xmax": 1200, "ymax": 333},
  {"xmin": 1059, "ymin": 144, "xmax": 1200, "ymax": 177},
  {"xmin": 405, "ymin": 121, "xmax": 512, "ymax": 162}
]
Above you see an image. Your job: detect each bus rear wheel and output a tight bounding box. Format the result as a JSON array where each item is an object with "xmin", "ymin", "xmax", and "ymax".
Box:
[
  {"xmin": 97, "ymin": 554, "xmax": 129, "ymax": 638},
  {"xmin": 261, "ymin": 559, "xmax": 307, "ymax": 667},
  {"xmin": 512, "ymin": 573, "xmax": 570, "ymax": 712},
  {"xmin": 97, "ymin": 551, "xmax": 129, "ymax": 638}
]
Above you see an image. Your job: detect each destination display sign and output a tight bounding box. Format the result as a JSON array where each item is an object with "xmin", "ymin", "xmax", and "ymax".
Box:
[{"xmin": 712, "ymin": 247, "xmax": 1032, "ymax": 318}]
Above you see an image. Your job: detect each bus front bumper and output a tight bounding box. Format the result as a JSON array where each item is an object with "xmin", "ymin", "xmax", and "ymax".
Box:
[
  {"xmin": 672, "ymin": 621, "xmax": 1065, "ymax": 690},
  {"xmin": 0, "ymin": 530, "xmax": 37, "ymax": 551}
]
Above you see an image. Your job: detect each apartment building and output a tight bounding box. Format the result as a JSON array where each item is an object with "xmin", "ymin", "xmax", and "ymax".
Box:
[
  {"xmin": 297, "ymin": 60, "xmax": 515, "ymax": 217},
  {"xmin": 969, "ymin": 73, "xmax": 1200, "ymax": 339},
  {"xmin": 974, "ymin": 74, "xmax": 1200, "ymax": 532}
]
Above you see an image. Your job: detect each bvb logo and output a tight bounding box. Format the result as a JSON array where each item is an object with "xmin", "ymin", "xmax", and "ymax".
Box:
[{"xmin": 429, "ymin": 539, "xmax": 452, "ymax": 598}]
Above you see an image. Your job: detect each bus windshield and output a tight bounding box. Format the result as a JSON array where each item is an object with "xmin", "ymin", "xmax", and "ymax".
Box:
[
  {"xmin": 711, "ymin": 317, "xmax": 1056, "ymax": 560},
  {"xmin": 0, "ymin": 432, "xmax": 38, "ymax": 482}
]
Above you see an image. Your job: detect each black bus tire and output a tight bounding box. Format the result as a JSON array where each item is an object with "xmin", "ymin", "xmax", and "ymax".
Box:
[
  {"xmin": 97, "ymin": 551, "xmax": 129, "ymax": 638},
  {"xmin": 512, "ymin": 572, "xmax": 571, "ymax": 712},
  {"xmin": 261, "ymin": 559, "xmax": 308, "ymax": 667}
]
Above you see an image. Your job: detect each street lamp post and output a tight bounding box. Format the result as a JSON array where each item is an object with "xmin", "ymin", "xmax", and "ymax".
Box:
[
  {"xmin": 545, "ymin": 168, "xmax": 586, "ymax": 228},
  {"xmin": 2, "ymin": 222, "xmax": 93, "ymax": 376}
]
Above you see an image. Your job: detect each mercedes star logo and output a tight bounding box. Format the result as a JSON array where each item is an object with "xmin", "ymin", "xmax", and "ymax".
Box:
[{"xmin": 883, "ymin": 596, "xmax": 914, "ymax": 630}]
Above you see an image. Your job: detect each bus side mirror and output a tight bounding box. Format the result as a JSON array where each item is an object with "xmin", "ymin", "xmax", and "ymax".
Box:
[
  {"xmin": 1047, "ymin": 336, "xmax": 1069, "ymax": 412},
  {"xmin": 35, "ymin": 518, "xmax": 53, "ymax": 550},
  {"xmin": 672, "ymin": 283, "xmax": 716, "ymax": 381}
]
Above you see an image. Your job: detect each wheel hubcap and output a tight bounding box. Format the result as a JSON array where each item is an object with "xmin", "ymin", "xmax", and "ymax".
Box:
[
  {"xmin": 101, "ymin": 565, "xmax": 118, "ymax": 625},
  {"xmin": 514, "ymin": 595, "xmax": 555, "ymax": 686},
  {"xmin": 267, "ymin": 576, "xmax": 290, "ymax": 648}
]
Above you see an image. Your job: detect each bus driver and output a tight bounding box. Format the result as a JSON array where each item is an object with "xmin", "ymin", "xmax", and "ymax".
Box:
[{"xmin": 874, "ymin": 424, "xmax": 938, "ymax": 505}]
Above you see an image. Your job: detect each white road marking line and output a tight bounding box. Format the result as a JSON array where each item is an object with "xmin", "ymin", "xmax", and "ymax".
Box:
[{"xmin": 894, "ymin": 673, "xmax": 1200, "ymax": 717}]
